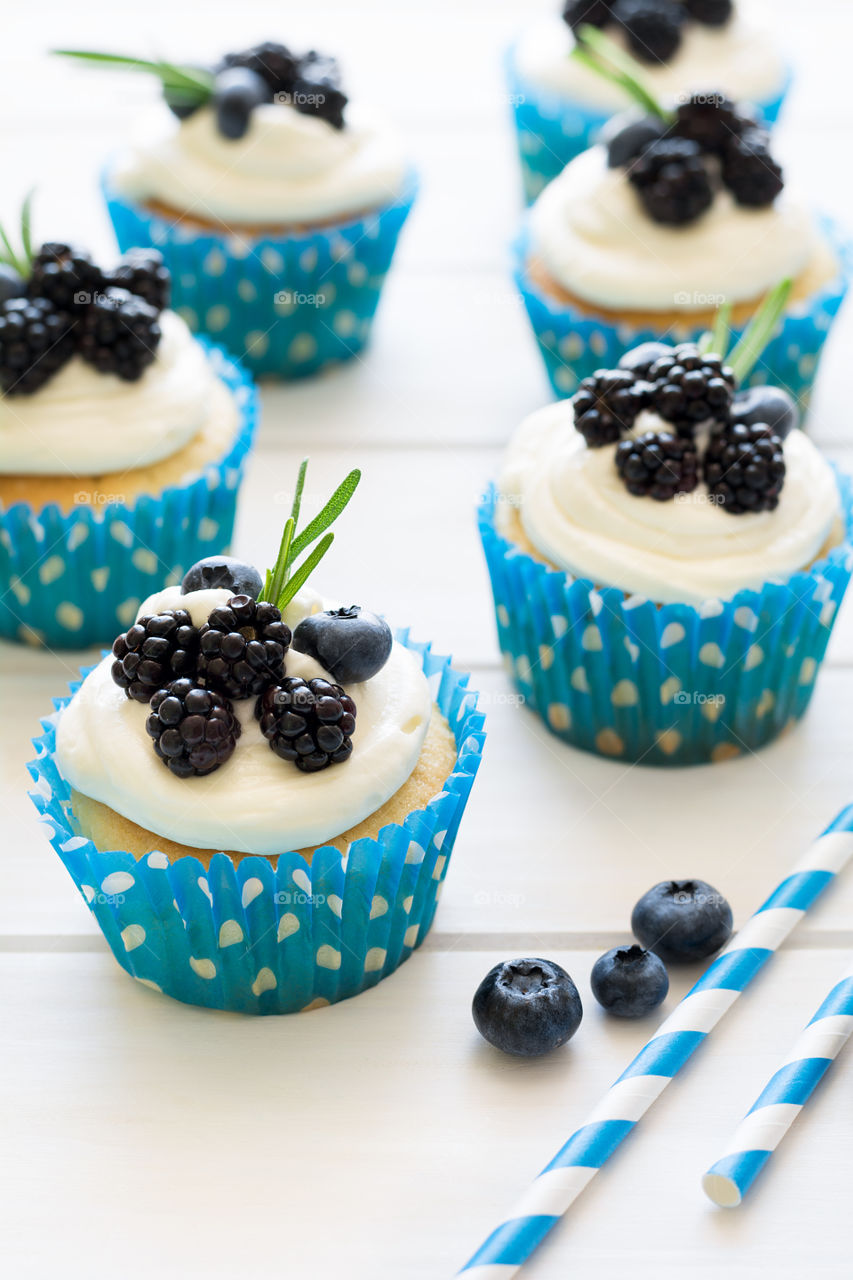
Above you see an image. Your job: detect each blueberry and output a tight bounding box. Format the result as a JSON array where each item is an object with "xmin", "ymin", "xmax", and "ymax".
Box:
[
  {"xmin": 181, "ymin": 555, "xmax": 262, "ymax": 599},
  {"xmin": 472, "ymin": 957, "xmax": 583, "ymax": 1057},
  {"xmin": 292, "ymin": 605, "xmax": 392, "ymax": 685},
  {"xmin": 632, "ymin": 880, "xmax": 733, "ymax": 964},
  {"xmin": 618, "ymin": 340, "xmax": 674, "ymax": 377},
  {"xmin": 590, "ymin": 945, "xmax": 669, "ymax": 1018},
  {"xmin": 602, "ymin": 111, "xmax": 668, "ymax": 168},
  {"xmin": 0, "ymin": 264, "xmax": 25, "ymax": 304},
  {"xmin": 213, "ymin": 67, "xmax": 271, "ymax": 140},
  {"xmin": 732, "ymin": 384, "xmax": 798, "ymax": 440}
]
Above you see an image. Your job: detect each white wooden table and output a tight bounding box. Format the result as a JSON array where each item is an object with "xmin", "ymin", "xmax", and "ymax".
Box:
[{"xmin": 2, "ymin": 3, "xmax": 853, "ymax": 1276}]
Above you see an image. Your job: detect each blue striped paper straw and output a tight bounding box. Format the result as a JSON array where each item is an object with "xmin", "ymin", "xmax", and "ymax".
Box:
[
  {"xmin": 702, "ymin": 956, "xmax": 853, "ymax": 1207},
  {"xmin": 458, "ymin": 806, "xmax": 853, "ymax": 1278}
]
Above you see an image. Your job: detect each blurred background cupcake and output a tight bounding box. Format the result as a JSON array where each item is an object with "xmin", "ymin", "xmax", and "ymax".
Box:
[
  {"xmin": 479, "ymin": 313, "xmax": 853, "ymax": 766},
  {"xmin": 30, "ymin": 466, "xmax": 485, "ymax": 1014},
  {"xmin": 58, "ymin": 41, "xmax": 416, "ymax": 380},
  {"xmin": 0, "ymin": 213, "xmax": 256, "ymax": 648},
  {"xmin": 513, "ymin": 45, "xmax": 850, "ymax": 409},
  {"xmin": 508, "ymin": 0, "xmax": 790, "ymax": 201}
]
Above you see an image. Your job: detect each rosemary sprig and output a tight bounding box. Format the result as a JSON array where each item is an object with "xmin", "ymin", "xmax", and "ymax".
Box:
[
  {"xmin": 0, "ymin": 191, "xmax": 35, "ymax": 278},
  {"xmin": 573, "ymin": 26, "xmax": 673, "ymax": 123},
  {"xmin": 728, "ymin": 280, "xmax": 793, "ymax": 383},
  {"xmin": 53, "ymin": 50, "xmax": 214, "ymax": 107},
  {"xmin": 258, "ymin": 462, "xmax": 361, "ymax": 613},
  {"xmin": 698, "ymin": 302, "xmax": 733, "ymax": 359}
]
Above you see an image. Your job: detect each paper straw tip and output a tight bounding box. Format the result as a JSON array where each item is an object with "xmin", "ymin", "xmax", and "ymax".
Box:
[{"xmin": 702, "ymin": 1171, "xmax": 742, "ymax": 1208}]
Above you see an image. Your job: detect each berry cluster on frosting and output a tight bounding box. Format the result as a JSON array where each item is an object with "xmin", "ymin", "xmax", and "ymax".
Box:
[
  {"xmin": 109, "ymin": 464, "xmax": 393, "ymax": 778},
  {"xmin": 56, "ymin": 42, "xmax": 348, "ymax": 142},
  {"xmin": 564, "ymin": 0, "xmax": 734, "ymax": 65},
  {"xmin": 571, "ymin": 284, "xmax": 797, "ymax": 514},
  {"xmin": 0, "ymin": 202, "xmax": 168, "ymax": 396}
]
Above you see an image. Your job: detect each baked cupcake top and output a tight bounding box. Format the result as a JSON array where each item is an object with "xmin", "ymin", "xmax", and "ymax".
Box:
[
  {"xmin": 54, "ymin": 466, "xmax": 435, "ymax": 856},
  {"xmin": 498, "ymin": 310, "xmax": 844, "ymax": 604},
  {"xmin": 516, "ymin": 2, "xmax": 786, "ymax": 111},
  {"xmin": 0, "ymin": 224, "xmax": 229, "ymax": 477},
  {"xmin": 59, "ymin": 43, "xmax": 409, "ymax": 225}
]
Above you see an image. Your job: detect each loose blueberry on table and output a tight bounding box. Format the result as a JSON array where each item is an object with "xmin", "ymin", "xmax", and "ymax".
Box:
[
  {"xmin": 0, "ymin": 199, "xmax": 168, "ymax": 395},
  {"xmin": 109, "ymin": 461, "xmax": 390, "ymax": 780},
  {"xmin": 571, "ymin": 283, "xmax": 797, "ymax": 514},
  {"xmin": 590, "ymin": 945, "xmax": 669, "ymax": 1018},
  {"xmin": 472, "ymin": 958, "xmax": 583, "ymax": 1057},
  {"xmin": 631, "ymin": 879, "xmax": 733, "ymax": 963},
  {"xmin": 56, "ymin": 41, "xmax": 348, "ymax": 142}
]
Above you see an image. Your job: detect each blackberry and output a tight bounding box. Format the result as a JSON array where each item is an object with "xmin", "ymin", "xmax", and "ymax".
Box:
[
  {"xmin": 198, "ymin": 594, "xmax": 291, "ymax": 700},
  {"xmin": 0, "ymin": 297, "xmax": 75, "ymax": 395},
  {"xmin": 615, "ymin": 430, "xmax": 699, "ymax": 500},
  {"xmin": 219, "ymin": 42, "xmax": 299, "ymax": 95},
  {"xmin": 146, "ymin": 679, "xmax": 240, "ymax": 778},
  {"xmin": 573, "ymin": 369, "xmax": 646, "ymax": 447},
  {"xmin": 78, "ymin": 287, "xmax": 161, "ymax": 381},
  {"xmin": 613, "ymin": 0, "xmax": 686, "ymax": 64},
  {"xmin": 28, "ymin": 242, "xmax": 102, "ymax": 313},
  {"xmin": 291, "ymin": 52, "xmax": 347, "ymax": 129},
  {"xmin": 673, "ymin": 92, "xmax": 745, "ymax": 154},
  {"xmin": 104, "ymin": 249, "xmax": 170, "ymax": 311},
  {"xmin": 111, "ymin": 610, "xmax": 200, "ymax": 703},
  {"xmin": 256, "ymin": 676, "xmax": 357, "ymax": 773},
  {"xmin": 703, "ymin": 422, "xmax": 786, "ymax": 514},
  {"xmin": 722, "ymin": 131, "xmax": 784, "ymax": 207},
  {"xmin": 619, "ymin": 340, "xmax": 674, "ymax": 377},
  {"xmin": 646, "ymin": 344, "xmax": 736, "ymax": 435},
  {"xmin": 685, "ymin": 0, "xmax": 732, "ymax": 23},
  {"xmin": 628, "ymin": 137, "xmax": 713, "ymax": 225},
  {"xmin": 602, "ymin": 111, "xmax": 667, "ymax": 167},
  {"xmin": 562, "ymin": 0, "xmax": 613, "ymax": 33}
]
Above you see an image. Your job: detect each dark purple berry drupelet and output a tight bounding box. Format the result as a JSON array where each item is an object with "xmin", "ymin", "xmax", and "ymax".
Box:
[
  {"xmin": 198, "ymin": 595, "xmax": 291, "ymax": 700},
  {"xmin": 703, "ymin": 421, "xmax": 786, "ymax": 514},
  {"xmin": 105, "ymin": 248, "xmax": 171, "ymax": 311},
  {"xmin": 573, "ymin": 369, "xmax": 647, "ymax": 447},
  {"xmin": 628, "ymin": 137, "xmax": 713, "ymax": 225},
  {"xmin": 146, "ymin": 678, "xmax": 240, "ymax": 777},
  {"xmin": 28, "ymin": 242, "xmax": 103, "ymax": 313},
  {"xmin": 111, "ymin": 610, "xmax": 200, "ymax": 704},
  {"xmin": 615, "ymin": 430, "xmax": 699, "ymax": 500},
  {"xmin": 0, "ymin": 297, "xmax": 75, "ymax": 395},
  {"xmin": 613, "ymin": 0, "xmax": 686, "ymax": 64},
  {"xmin": 257, "ymin": 676, "xmax": 357, "ymax": 772},
  {"xmin": 646, "ymin": 344, "xmax": 736, "ymax": 435},
  {"xmin": 78, "ymin": 287, "xmax": 161, "ymax": 381},
  {"xmin": 219, "ymin": 41, "xmax": 299, "ymax": 95},
  {"xmin": 684, "ymin": 0, "xmax": 733, "ymax": 24},
  {"xmin": 722, "ymin": 130, "xmax": 784, "ymax": 207},
  {"xmin": 562, "ymin": 0, "xmax": 613, "ymax": 33}
]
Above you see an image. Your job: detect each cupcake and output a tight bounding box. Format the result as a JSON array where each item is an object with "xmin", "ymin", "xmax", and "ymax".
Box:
[
  {"xmin": 515, "ymin": 63, "xmax": 850, "ymax": 407},
  {"xmin": 479, "ymin": 318, "xmax": 853, "ymax": 766},
  {"xmin": 0, "ymin": 217, "xmax": 256, "ymax": 648},
  {"xmin": 58, "ymin": 43, "xmax": 416, "ymax": 379},
  {"xmin": 508, "ymin": 1, "xmax": 790, "ymax": 200},
  {"xmin": 30, "ymin": 464, "xmax": 485, "ymax": 1013}
]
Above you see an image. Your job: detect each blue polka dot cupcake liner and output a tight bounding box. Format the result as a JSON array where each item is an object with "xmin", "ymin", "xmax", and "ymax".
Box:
[
  {"xmin": 512, "ymin": 218, "xmax": 853, "ymax": 409},
  {"xmin": 102, "ymin": 169, "xmax": 418, "ymax": 380},
  {"xmin": 478, "ymin": 473, "xmax": 853, "ymax": 766},
  {"xmin": 505, "ymin": 43, "xmax": 792, "ymax": 203},
  {"xmin": 28, "ymin": 635, "xmax": 486, "ymax": 1015},
  {"xmin": 0, "ymin": 342, "xmax": 257, "ymax": 649}
]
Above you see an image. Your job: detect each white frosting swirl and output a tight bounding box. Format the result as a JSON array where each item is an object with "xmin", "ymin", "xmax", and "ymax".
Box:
[
  {"xmin": 55, "ymin": 586, "xmax": 433, "ymax": 856},
  {"xmin": 515, "ymin": 8, "xmax": 786, "ymax": 110},
  {"xmin": 110, "ymin": 101, "xmax": 409, "ymax": 224},
  {"xmin": 0, "ymin": 312, "xmax": 218, "ymax": 476},
  {"xmin": 529, "ymin": 146, "xmax": 819, "ymax": 311},
  {"xmin": 499, "ymin": 401, "xmax": 842, "ymax": 604}
]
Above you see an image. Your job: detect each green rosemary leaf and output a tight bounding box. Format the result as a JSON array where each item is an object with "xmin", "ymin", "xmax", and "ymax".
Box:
[
  {"xmin": 574, "ymin": 26, "xmax": 672, "ymax": 121},
  {"xmin": 708, "ymin": 302, "xmax": 732, "ymax": 361},
  {"xmin": 54, "ymin": 51, "xmax": 213, "ymax": 103},
  {"xmin": 263, "ymin": 516, "xmax": 295, "ymax": 607},
  {"xmin": 288, "ymin": 468, "xmax": 361, "ymax": 564},
  {"xmin": 290, "ymin": 458, "xmax": 309, "ymax": 528},
  {"xmin": 278, "ymin": 533, "xmax": 334, "ymax": 611},
  {"xmin": 728, "ymin": 280, "xmax": 792, "ymax": 384},
  {"xmin": 19, "ymin": 189, "xmax": 34, "ymax": 266},
  {"xmin": 0, "ymin": 218, "xmax": 23, "ymax": 276}
]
